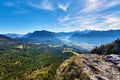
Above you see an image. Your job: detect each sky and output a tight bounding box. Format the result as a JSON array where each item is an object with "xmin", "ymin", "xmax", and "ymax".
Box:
[{"xmin": 0, "ymin": 0, "xmax": 120, "ymax": 34}]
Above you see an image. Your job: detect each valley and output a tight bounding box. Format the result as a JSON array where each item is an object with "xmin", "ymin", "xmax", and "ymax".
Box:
[
  {"xmin": 0, "ymin": 31, "xmax": 120, "ymax": 80},
  {"xmin": 4, "ymin": 30, "xmax": 120, "ymax": 52},
  {"xmin": 0, "ymin": 35, "xmax": 74, "ymax": 80}
]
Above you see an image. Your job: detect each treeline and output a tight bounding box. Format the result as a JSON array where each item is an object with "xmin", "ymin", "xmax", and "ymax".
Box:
[{"xmin": 91, "ymin": 39, "xmax": 120, "ymax": 55}]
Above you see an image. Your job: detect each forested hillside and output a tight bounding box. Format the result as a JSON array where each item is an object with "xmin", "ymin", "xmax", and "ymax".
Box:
[
  {"xmin": 0, "ymin": 35, "xmax": 73, "ymax": 80},
  {"xmin": 91, "ymin": 38, "xmax": 120, "ymax": 55}
]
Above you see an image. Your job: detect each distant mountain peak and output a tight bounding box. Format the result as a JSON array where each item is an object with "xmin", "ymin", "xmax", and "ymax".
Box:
[
  {"xmin": 0, "ymin": 35, "xmax": 13, "ymax": 41},
  {"xmin": 30, "ymin": 30, "xmax": 55, "ymax": 37},
  {"xmin": 33, "ymin": 30, "xmax": 52, "ymax": 33},
  {"xmin": 20, "ymin": 30, "xmax": 62, "ymax": 44}
]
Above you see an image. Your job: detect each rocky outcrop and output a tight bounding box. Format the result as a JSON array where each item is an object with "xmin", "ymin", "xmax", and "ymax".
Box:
[
  {"xmin": 55, "ymin": 54, "xmax": 120, "ymax": 80},
  {"xmin": 104, "ymin": 54, "xmax": 120, "ymax": 71}
]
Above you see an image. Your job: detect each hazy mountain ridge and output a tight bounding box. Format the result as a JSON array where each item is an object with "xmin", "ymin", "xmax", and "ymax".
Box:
[
  {"xmin": 4, "ymin": 33, "xmax": 23, "ymax": 38},
  {"xmin": 69, "ymin": 30, "xmax": 120, "ymax": 45},
  {"xmin": 3, "ymin": 29, "xmax": 120, "ymax": 51},
  {"xmin": 19, "ymin": 30, "xmax": 63, "ymax": 45},
  {"xmin": 56, "ymin": 30, "xmax": 91, "ymax": 40},
  {"xmin": 76, "ymin": 30, "xmax": 120, "ymax": 37}
]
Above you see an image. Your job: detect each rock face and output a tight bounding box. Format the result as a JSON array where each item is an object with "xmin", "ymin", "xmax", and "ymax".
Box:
[
  {"xmin": 104, "ymin": 54, "xmax": 120, "ymax": 71},
  {"xmin": 55, "ymin": 54, "xmax": 120, "ymax": 80},
  {"xmin": 104, "ymin": 54, "xmax": 120, "ymax": 64}
]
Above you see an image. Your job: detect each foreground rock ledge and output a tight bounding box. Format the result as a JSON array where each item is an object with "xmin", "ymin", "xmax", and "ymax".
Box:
[{"xmin": 55, "ymin": 54, "xmax": 120, "ymax": 80}]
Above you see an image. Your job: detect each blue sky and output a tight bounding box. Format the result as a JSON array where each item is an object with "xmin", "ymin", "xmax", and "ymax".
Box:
[{"xmin": 0, "ymin": 0, "xmax": 120, "ymax": 34}]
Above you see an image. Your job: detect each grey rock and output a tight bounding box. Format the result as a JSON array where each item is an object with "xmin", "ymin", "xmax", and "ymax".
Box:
[{"xmin": 104, "ymin": 54, "xmax": 120, "ymax": 64}]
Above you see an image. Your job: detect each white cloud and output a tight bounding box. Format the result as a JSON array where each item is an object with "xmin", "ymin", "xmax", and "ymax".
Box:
[
  {"xmin": 80, "ymin": 0, "xmax": 120, "ymax": 13},
  {"xmin": 80, "ymin": 0, "xmax": 104, "ymax": 13},
  {"xmin": 28, "ymin": 0, "xmax": 54, "ymax": 11},
  {"xmin": 58, "ymin": 3, "xmax": 69, "ymax": 12},
  {"xmin": 58, "ymin": 15, "xmax": 69, "ymax": 23},
  {"xmin": 56, "ymin": 0, "xmax": 120, "ymax": 31},
  {"xmin": 105, "ymin": 17, "xmax": 120, "ymax": 24},
  {"xmin": 104, "ymin": 16, "xmax": 120, "ymax": 30},
  {"xmin": 4, "ymin": 0, "xmax": 120, "ymax": 31},
  {"xmin": 57, "ymin": 11, "xmax": 120, "ymax": 31},
  {"xmin": 106, "ymin": 0, "xmax": 120, "ymax": 8}
]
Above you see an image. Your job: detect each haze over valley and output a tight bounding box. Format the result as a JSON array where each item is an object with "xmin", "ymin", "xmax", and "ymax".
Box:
[{"xmin": 3, "ymin": 29, "xmax": 120, "ymax": 52}]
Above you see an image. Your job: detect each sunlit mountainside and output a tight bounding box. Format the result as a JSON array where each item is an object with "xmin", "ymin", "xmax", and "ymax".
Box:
[
  {"xmin": 0, "ymin": 30, "xmax": 120, "ymax": 79},
  {"xmin": 0, "ymin": 0, "xmax": 120, "ymax": 80}
]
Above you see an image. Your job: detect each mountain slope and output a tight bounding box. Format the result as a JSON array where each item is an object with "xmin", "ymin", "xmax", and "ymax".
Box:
[
  {"xmin": 55, "ymin": 54, "xmax": 120, "ymax": 80},
  {"xmin": 0, "ymin": 35, "xmax": 17, "ymax": 52},
  {"xmin": 0, "ymin": 37, "xmax": 74, "ymax": 80},
  {"xmin": 70, "ymin": 30, "xmax": 120, "ymax": 37},
  {"xmin": 91, "ymin": 38, "xmax": 120, "ymax": 55},
  {"xmin": 21, "ymin": 30, "xmax": 63, "ymax": 44},
  {"xmin": 69, "ymin": 30, "xmax": 120, "ymax": 45},
  {"xmin": 57, "ymin": 30, "xmax": 92, "ymax": 40},
  {"xmin": 0, "ymin": 35, "xmax": 13, "ymax": 41}
]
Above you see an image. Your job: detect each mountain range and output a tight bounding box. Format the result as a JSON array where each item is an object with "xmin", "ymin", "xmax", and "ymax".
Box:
[
  {"xmin": 69, "ymin": 30, "xmax": 120, "ymax": 45},
  {"xmin": 20, "ymin": 30, "xmax": 62, "ymax": 44},
  {"xmin": 2, "ymin": 29, "xmax": 120, "ymax": 51},
  {"xmin": 0, "ymin": 31, "xmax": 120, "ymax": 80}
]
